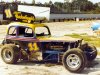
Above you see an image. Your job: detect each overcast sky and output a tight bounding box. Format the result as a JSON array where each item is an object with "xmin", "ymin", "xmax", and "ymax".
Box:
[
  {"xmin": 88, "ymin": 0, "xmax": 100, "ymax": 3},
  {"xmin": 1, "ymin": 0, "xmax": 100, "ymax": 4}
]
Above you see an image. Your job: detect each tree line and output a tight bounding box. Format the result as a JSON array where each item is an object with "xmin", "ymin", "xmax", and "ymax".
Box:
[
  {"xmin": 0, "ymin": 0, "xmax": 100, "ymax": 14},
  {"xmin": 45, "ymin": 0, "xmax": 100, "ymax": 14}
]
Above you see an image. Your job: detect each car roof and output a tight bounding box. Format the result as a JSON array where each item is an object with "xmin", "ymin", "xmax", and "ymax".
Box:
[{"xmin": 7, "ymin": 22, "xmax": 46, "ymax": 29}]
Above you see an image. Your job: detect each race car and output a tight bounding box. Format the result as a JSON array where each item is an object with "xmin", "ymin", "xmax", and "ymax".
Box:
[{"xmin": 1, "ymin": 22, "xmax": 97, "ymax": 73}]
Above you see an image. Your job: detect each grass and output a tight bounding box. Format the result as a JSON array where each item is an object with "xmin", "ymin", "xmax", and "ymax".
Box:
[
  {"xmin": 45, "ymin": 63, "xmax": 56, "ymax": 67},
  {"xmin": 65, "ymin": 33, "xmax": 100, "ymax": 47}
]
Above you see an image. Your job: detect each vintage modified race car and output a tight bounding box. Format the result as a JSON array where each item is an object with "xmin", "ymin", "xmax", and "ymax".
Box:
[{"xmin": 1, "ymin": 22, "xmax": 97, "ymax": 73}]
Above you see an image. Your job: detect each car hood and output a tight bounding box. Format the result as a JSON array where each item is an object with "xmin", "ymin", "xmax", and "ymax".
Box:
[{"xmin": 37, "ymin": 36, "xmax": 82, "ymax": 42}]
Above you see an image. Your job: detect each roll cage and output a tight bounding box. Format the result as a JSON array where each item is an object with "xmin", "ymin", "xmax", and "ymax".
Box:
[{"xmin": 7, "ymin": 25, "xmax": 51, "ymax": 38}]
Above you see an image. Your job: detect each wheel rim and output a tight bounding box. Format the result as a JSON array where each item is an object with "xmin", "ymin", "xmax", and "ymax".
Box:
[
  {"xmin": 3, "ymin": 49, "xmax": 13, "ymax": 61},
  {"xmin": 66, "ymin": 54, "xmax": 81, "ymax": 70}
]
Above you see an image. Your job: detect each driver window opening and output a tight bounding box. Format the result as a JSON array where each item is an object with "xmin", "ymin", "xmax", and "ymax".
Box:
[{"xmin": 18, "ymin": 27, "xmax": 33, "ymax": 37}]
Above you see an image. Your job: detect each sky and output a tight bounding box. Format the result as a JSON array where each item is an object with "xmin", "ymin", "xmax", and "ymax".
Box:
[
  {"xmin": 35, "ymin": 0, "xmax": 64, "ymax": 3},
  {"xmin": 0, "ymin": 0, "xmax": 64, "ymax": 3},
  {"xmin": 0, "ymin": 0, "xmax": 100, "ymax": 4},
  {"xmin": 88, "ymin": 0, "xmax": 100, "ymax": 3}
]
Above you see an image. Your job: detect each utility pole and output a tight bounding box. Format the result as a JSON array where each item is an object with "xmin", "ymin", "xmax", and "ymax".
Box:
[{"xmin": 32, "ymin": 0, "xmax": 35, "ymax": 4}]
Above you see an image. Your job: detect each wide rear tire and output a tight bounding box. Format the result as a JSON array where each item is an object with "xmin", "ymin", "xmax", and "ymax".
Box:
[
  {"xmin": 62, "ymin": 48, "xmax": 87, "ymax": 73},
  {"xmin": 1, "ymin": 44, "xmax": 19, "ymax": 64}
]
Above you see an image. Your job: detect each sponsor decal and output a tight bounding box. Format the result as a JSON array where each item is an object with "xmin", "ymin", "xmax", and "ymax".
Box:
[{"xmin": 3, "ymin": 8, "xmax": 35, "ymax": 23}]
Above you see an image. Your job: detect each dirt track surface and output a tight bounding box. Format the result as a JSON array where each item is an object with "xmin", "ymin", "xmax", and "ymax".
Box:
[{"xmin": 0, "ymin": 21, "xmax": 100, "ymax": 75}]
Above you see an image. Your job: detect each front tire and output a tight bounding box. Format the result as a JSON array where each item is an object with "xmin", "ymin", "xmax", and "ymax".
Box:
[
  {"xmin": 62, "ymin": 48, "xmax": 87, "ymax": 73},
  {"xmin": 80, "ymin": 43, "xmax": 97, "ymax": 61},
  {"xmin": 1, "ymin": 44, "xmax": 19, "ymax": 64}
]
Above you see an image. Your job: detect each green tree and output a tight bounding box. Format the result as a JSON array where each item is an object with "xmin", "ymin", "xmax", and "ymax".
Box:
[
  {"xmin": 71, "ymin": 0, "xmax": 94, "ymax": 12},
  {"xmin": 63, "ymin": 2, "xmax": 73, "ymax": 13},
  {"xmin": 54, "ymin": 2, "xmax": 63, "ymax": 10},
  {"xmin": 49, "ymin": 1, "xmax": 53, "ymax": 5}
]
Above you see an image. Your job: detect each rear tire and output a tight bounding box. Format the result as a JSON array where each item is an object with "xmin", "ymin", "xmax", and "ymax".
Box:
[
  {"xmin": 62, "ymin": 48, "xmax": 87, "ymax": 73},
  {"xmin": 1, "ymin": 44, "xmax": 19, "ymax": 64}
]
